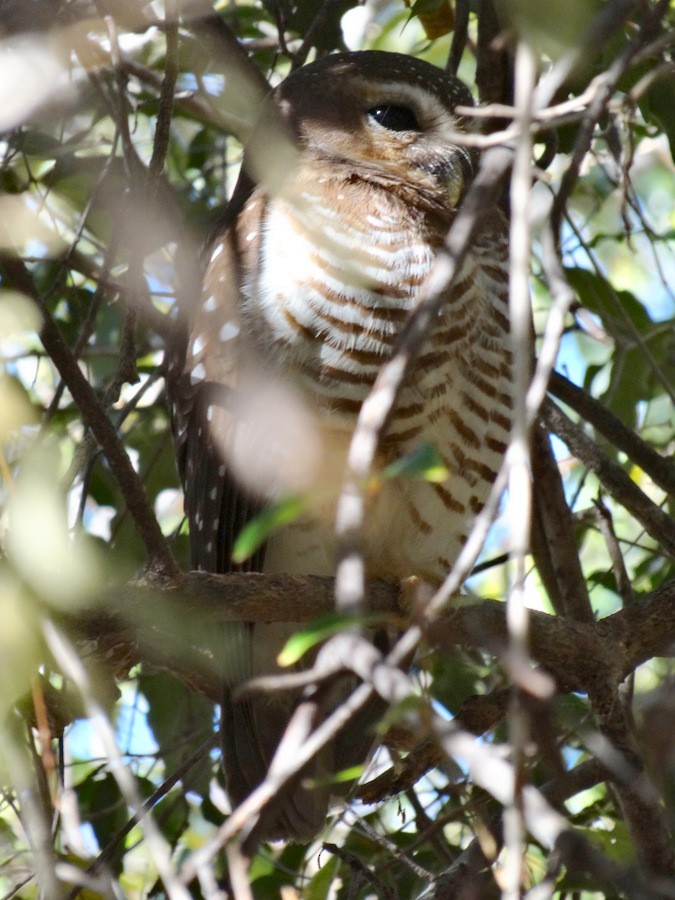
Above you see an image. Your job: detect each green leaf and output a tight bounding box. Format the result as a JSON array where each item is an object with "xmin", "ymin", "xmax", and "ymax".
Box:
[
  {"xmin": 373, "ymin": 694, "xmax": 423, "ymax": 735},
  {"xmin": 187, "ymin": 128, "xmax": 215, "ymax": 171},
  {"xmin": 231, "ymin": 495, "xmax": 307, "ymax": 564},
  {"xmin": 234, "ymin": 445, "xmax": 448, "ymax": 567},
  {"xmin": 17, "ymin": 129, "xmax": 64, "ymax": 158},
  {"xmin": 138, "ymin": 671, "xmax": 215, "ymax": 799},
  {"xmin": 77, "ymin": 772, "xmax": 127, "ymax": 869},
  {"xmin": 278, "ymin": 612, "xmax": 385, "ymax": 667},
  {"xmin": 152, "ymin": 791, "xmax": 190, "ymax": 850},
  {"xmin": 409, "ymin": 0, "xmax": 447, "ymax": 15},
  {"xmin": 639, "ymin": 75, "xmax": 675, "ymax": 164},
  {"xmin": 303, "ymin": 853, "xmax": 340, "ymax": 900},
  {"xmin": 381, "ymin": 442, "xmax": 449, "ymax": 483},
  {"xmin": 496, "ymin": 0, "xmax": 602, "ymax": 61},
  {"xmin": 565, "ymin": 266, "xmax": 652, "ymax": 340},
  {"xmin": 249, "ymin": 840, "xmax": 312, "ymax": 895}
]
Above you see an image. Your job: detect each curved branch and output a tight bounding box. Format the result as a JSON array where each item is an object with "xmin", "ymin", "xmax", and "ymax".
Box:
[{"xmin": 74, "ymin": 573, "xmax": 675, "ymax": 703}]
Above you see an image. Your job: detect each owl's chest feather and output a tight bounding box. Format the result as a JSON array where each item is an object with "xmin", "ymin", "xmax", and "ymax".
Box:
[
  {"xmin": 240, "ymin": 186, "xmax": 461, "ymax": 394},
  {"xmin": 233, "ymin": 189, "xmax": 511, "ymax": 583}
]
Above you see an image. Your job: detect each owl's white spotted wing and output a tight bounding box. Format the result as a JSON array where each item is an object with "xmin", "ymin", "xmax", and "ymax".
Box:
[
  {"xmin": 168, "ymin": 178, "xmax": 335, "ymax": 841},
  {"xmin": 168, "ymin": 179, "xmax": 267, "ymax": 576}
]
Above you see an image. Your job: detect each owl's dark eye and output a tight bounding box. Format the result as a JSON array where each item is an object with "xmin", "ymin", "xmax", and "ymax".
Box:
[{"xmin": 368, "ymin": 104, "xmax": 420, "ymax": 132}]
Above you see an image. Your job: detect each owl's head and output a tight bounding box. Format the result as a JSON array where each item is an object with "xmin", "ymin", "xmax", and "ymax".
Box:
[{"xmin": 250, "ymin": 51, "xmax": 477, "ymax": 211}]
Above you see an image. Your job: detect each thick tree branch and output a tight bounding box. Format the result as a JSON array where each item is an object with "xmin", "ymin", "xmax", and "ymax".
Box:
[
  {"xmin": 74, "ymin": 573, "xmax": 675, "ymax": 705},
  {"xmin": 590, "ymin": 677, "xmax": 675, "ymax": 877}
]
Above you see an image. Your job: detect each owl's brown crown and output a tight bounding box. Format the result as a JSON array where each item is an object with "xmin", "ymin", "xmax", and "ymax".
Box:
[
  {"xmin": 278, "ymin": 51, "xmax": 473, "ymax": 113},
  {"xmin": 274, "ymin": 50, "xmax": 474, "ymax": 145}
]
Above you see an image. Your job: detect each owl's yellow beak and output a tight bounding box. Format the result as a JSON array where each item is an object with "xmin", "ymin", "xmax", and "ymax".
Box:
[{"xmin": 444, "ymin": 168, "xmax": 464, "ymax": 209}]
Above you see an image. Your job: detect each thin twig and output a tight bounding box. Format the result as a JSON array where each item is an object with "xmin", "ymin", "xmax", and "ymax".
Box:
[
  {"xmin": 148, "ymin": 1, "xmax": 179, "ymax": 183},
  {"xmin": 3, "ymin": 716, "xmax": 64, "ymax": 899},
  {"xmin": 588, "ymin": 680, "xmax": 675, "ymax": 877},
  {"xmin": 594, "ymin": 499, "xmax": 637, "ymax": 607},
  {"xmin": 502, "ymin": 40, "xmax": 537, "ymax": 900},
  {"xmin": 446, "ymin": 0, "xmax": 469, "ymax": 75},
  {"xmin": 530, "ymin": 427, "xmax": 593, "ymax": 621},
  {"xmin": 292, "ymin": 0, "xmax": 343, "ymax": 69},
  {"xmin": 322, "ymin": 842, "xmax": 399, "ymax": 899}
]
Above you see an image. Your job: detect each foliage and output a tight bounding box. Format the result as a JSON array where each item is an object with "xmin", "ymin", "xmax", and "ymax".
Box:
[{"xmin": 0, "ymin": 1, "xmax": 673, "ymax": 898}]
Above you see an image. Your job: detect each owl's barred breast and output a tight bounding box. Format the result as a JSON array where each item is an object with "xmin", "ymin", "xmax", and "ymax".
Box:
[{"xmin": 228, "ymin": 167, "xmax": 512, "ymax": 583}]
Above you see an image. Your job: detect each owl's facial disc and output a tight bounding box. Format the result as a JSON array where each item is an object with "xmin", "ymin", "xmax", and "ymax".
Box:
[{"xmin": 267, "ymin": 52, "xmax": 477, "ymax": 211}]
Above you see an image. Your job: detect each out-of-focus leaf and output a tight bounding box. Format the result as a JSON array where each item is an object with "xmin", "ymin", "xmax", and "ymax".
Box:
[
  {"xmin": 569, "ymin": 265, "xmax": 673, "ymax": 424},
  {"xmin": 249, "ymin": 841, "xmax": 309, "ymax": 896},
  {"xmin": 303, "ymin": 853, "xmax": 340, "ymax": 900},
  {"xmin": 88, "ymin": 464, "xmax": 120, "ymax": 510},
  {"xmin": 152, "ymin": 791, "xmax": 190, "ymax": 850},
  {"xmin": 231, "ymin": 495, "xmax": 307, "ymax": 564},
  {"xmin": 0, "ymin": 36, "xmax": 67, "ymax": 130},
  {"xmin": 405, "ymin": 0, "xmax": 455, "ymax": 39},
  {"xmin": 281, "ymin": 0, "xmax": 354, "ymax": 50},
  {"xmin": 277, "ymin": 612, "xmax": 384, "ymax": 667},
  {"xmin": 380, "ymin": 441, "xmax": 450, "ymax": 484},
  {"xmin": 16, "ymin": 129, "xmax": 65, "ymax": 159},
  {"xmin": 187, "ymin": 128, "xmax": 215, "ymax": 171},
  {"xmin": 57, "ymin": 855, "xmax": 109, "ymax": 900},
  {"xmin": 609, "ymin": 330, "xmax": 675, "ymax": 424},
  {"xmin": 554, "ymin": 693, "xmax": 593, "ymax": 734},
  {"xmin": 374, "ymin": 694, "xmax": 424, "ymax": 736},
  {"xmin": 429, "ymin": 650, "xmax": 494, "ymax": 714},
  {"xmin": 566, "ymin": 266, "xmax": 652, "ymax": 338},
  {"xmin": 0, "ymin": 374, "xmax": 38, "ymax": 441},
  {"xmin": 7, "ymin": 448, "xmax": 103, "ymax": 608},
  {"xmin": 0, "ymin": 571, "xmax": 43, "ymax": 719},
  {"xmin": 495, "ymin": 0, "xmax": 601, "ymax": 60},
  {"xmin": 200, "ymin": 794, "xmax": 224, "ymax": 828},
  {"xmin": 125, "ymin": 421, "xmax": 178, "ymax": 506},
  {"xmin": 0, "ymin": 194, "xmax": 66, "ymax": 253},
  {"xmin": 562, "ymin": 821, "xmax": 636, "ymax": 881}
]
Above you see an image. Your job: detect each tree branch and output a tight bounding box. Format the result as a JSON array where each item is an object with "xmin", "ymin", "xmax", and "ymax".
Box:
[
  {"xmin": 530, "ymin": 425, "xmax": 594, "ymax": 621},
  {"xmin": 73, "ymin": 573, "xmax": 675, "ymax": 705}
]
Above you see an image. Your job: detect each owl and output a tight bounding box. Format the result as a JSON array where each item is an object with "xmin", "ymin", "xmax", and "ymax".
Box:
[{"xmin": 169, "ymin": 50, "xmax": 512, "ymax": 841}]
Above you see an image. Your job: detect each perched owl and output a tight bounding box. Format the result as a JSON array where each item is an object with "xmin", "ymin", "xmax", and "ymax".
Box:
[{"xmin": 169, "ymin": 51, "xmax": 511, "ymax": 841}]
